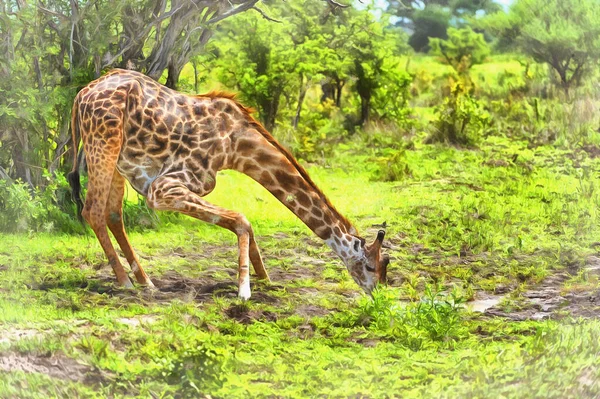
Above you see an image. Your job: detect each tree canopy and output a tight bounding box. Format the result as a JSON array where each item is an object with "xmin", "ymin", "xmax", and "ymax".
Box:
[{"xmin": 481, "ymin": 0, "xmax": 600, "ymax": 94}]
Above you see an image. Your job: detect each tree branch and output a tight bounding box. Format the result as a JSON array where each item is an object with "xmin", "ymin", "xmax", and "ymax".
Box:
[
  {"xmin": 252, "ymin": 6, "xmax": 282, "ymax": 23},
  {"xmin": 207, "ymin": 0, "xmax": 259, "ymax": 24},
  {"xmin": 325, "ymin": 0, "xmax": 350, "ymax": 8}
]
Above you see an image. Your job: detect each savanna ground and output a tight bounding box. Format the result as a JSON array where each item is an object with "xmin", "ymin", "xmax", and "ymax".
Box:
[{"xmin": 2, "ymin": 106, "xmax": 600, "ymax": 397}]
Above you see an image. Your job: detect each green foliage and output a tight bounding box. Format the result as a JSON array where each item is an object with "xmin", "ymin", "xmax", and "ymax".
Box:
[
  {"xmin": 0, "ymin": 174, "xmax": 82, "ymax": 234},
  {"xmin": 151, "ymin": 342, "xmax": 224, "ymax": 395},
  {"xmin": 490, "ymin": 96, "xmax": 600, "ymax": 146},
  {"xmin": 288, "ymin": 100, "xmax": 347, "ymax": 160},
  {"xmin": 481, "ymin": 0, "xmax": 600, "ymax": 93},
  {"xmin": 330, "ymin": 285, "xmax": 467, "ymax": 350},
  {"xmin": 0, "ymin": 179, "xmax": 41, "ymax": 233},
  {"xmin": 0, "ymin": 172, "xmax": 161, "ymax": 234},
  {"xmin": 371, "ymin": 149, "xmax": 412, "ymax": 182},
  {"xmin": 122, "ymin": 196, "xmax": 160, "ymax": 232},
  {"xmin": 371, "ymin": 64, "xmax": 414, "ymax": 123},
  {"xmin": 428, "ymin": 84, "xmax": 492, "ymax": 145},
  {"xmin": 430, "ymin": 27, "xmax": 491, "ymax": 73},
  {"xmin": 408, "ymin": 5, "xmax": 451, "ymax": 52}
]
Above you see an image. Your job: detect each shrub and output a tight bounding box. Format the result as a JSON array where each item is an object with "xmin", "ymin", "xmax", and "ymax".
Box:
[
  {"xmin": 0, "ymin": 173, "xmax": 83, "ymax": 234},
  {"xmin": 429, "ymin": 27, "xmax": 491, "ymax": 74},
  {"xmin": 0, "ymin": 179, "xmax": 42, "ymax": 233},
  {"xmin": 286, "ymin": 99, "xmax": 348, "ymax": 162},
  {"xmin": 428, "ymin": 83, "xmax": 492, "ymax": 146},
  {"xmin": 371, "ymin": 149, "xmax": 412, "ymax": 182},
  {"xmin": 0, "ymin": 172, "xmax": 162, "ymax": 234}
]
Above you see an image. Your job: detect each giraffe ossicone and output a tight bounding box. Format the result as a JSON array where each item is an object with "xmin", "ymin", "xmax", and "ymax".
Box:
[{"xmin": 67, "ymin": 69, "xmax": 389, "ymax": 299}]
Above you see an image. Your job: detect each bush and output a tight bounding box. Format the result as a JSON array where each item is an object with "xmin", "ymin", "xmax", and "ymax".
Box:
[
  {"xmin": 282, "ymin": 99, "xmax": 348, "ymax": 162},
  {"xmin": 0, "ymin": 173, "xmax": 83, "ymax": 234},
  {"xmin": 489, "ymin": 96, "xmax": 600, "ymax": 147},
  {"xmin": 429, "ymin": 27, "xmax": 490, "ymax": 74},
  {"xmin": 371, "ymin": 149, "xmax": 412, "ymax": 182},
  {"xmin": 371, "ymin": 67, "xmax": 414, "ymax": 124},
  {"xmin": 428, "ymin": 83, "xmax": 492, "ymax": 146},
  {"xmin": 0, "ymin": 172, "xmax": 162, "ymax": 234}
]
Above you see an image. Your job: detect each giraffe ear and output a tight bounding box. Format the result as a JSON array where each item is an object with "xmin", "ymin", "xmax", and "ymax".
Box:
[{"xmin": 376, "ymin": 230, "xmax": 385, "ymax": 243}]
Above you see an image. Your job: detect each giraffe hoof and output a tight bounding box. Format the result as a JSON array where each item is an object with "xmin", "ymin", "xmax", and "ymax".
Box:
[
  {"xmin": 238, "ymin": 285, "xmax": 251, "ymax": 301},
  {"xmin": 144, "ymin": 279, "xmax": 157, "ymax": 290},
  {"xmin": 120, "ymin": 278, "xmax": 134, "ymax": 289}
]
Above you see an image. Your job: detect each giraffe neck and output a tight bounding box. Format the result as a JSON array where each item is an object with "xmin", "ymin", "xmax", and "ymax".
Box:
[{"xmin": 231, "ymin": 122, "xmax": 359, "ymax": 249}]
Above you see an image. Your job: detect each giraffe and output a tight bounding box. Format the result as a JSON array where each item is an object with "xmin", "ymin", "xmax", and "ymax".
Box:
[{"xmin": 67, "ymin": 69, "xmax": 389, "ymax": 300}]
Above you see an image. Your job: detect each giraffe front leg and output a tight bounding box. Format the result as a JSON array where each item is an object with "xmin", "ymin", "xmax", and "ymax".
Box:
[
  {"xmin": 237, "ymin": 230, "xmax": 252, "ymax": 300},
  {"xmin": 148, "ymin": 176, "xmax": 259, "ymax": 300}
]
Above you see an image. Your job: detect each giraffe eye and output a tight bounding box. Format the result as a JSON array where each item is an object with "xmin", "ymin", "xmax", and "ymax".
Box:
[
  {"xmin": 365, "ymin": 265, "xmax": 375, "ymax": 272},
  {"xmin": 353, "ymin": 240, "xmax": 360, "ymax": 252}
]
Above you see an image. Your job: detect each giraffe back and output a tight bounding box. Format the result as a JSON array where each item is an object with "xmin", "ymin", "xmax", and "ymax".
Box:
[{"xmin": 75, "ymin": 69, "xmax": 248, "ymax": 196}]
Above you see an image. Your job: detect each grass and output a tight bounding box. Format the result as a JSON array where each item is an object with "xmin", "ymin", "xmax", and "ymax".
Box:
[{"xmin": 1, "ymin": 130, "xmax": 600, "ymax": 397}]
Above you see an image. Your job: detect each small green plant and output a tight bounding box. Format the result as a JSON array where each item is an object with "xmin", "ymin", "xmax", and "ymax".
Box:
[
  {"xmin": 411, "ymin": 284, "xmax": 466, "ymax": 342},
  {"xmin": 428, "ymin": 83, "xmax": 492, "ymax": 145},
  {"xmin": 153, "ymin": 342, "xmax": 224, "ymax": 395},
  {"xmin": 371, "ymin": 149, "xmax": 412, "ymax": 182},
  {"xmin": 0, "ymin": 172, "xmax": 83, "ymax": 234},
  {"xmin": 332, "ymin": 285, "xmax": 467, "ymax": 350}
]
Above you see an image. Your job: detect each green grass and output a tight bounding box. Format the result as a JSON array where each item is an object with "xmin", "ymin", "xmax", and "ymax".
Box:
[{"xmin": 2, "ymin": 131, "xmax": 600, "ymax": 397}]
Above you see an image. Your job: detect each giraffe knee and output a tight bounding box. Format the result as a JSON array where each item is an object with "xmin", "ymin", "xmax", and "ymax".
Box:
[{"xmin": 234, "ymin": 215, "xmax": 252, "ymax": 236}]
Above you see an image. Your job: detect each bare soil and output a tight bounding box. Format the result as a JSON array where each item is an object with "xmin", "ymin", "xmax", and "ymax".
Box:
[
  {"xmin": 0, "ymin": 352, "xmax": 108, "ymax": 385},
  {"xmin": 484, "ymin": 256, "xmax": 600, "ymax": 321}
]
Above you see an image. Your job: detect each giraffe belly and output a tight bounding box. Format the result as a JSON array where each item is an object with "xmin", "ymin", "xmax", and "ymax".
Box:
[{"xmin": 116, "ymin": 158, "xmax": 162, "ymax": 196}]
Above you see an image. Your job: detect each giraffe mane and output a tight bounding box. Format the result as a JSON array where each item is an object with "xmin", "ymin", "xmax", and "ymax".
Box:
[{"xmin": 196, "ymin": 91, "xmax": 257, "ymax": 114}]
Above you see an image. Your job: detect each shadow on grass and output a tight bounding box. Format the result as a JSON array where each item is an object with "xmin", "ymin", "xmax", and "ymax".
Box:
[{"xmin": 29, "ymin": 269, "xmax": 282, "ymax": 305}]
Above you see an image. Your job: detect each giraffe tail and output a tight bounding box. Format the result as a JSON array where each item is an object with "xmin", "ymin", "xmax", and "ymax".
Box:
[{"xmin": 67, "ymin": 96, "xmax": 84, "ymax": 223}]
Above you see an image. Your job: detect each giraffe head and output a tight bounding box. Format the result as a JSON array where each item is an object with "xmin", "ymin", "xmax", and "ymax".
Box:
[{"xmin": 345, "ymin": 229, "xmax": 389, "ymax": 295}]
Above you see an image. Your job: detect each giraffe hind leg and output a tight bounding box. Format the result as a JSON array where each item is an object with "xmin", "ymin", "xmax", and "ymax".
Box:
[
  {"xmin": 81, "ymin": 121, "xmax": 133, "ymax": 287},
  {"xmin": 249, "ymin": 238, "xmax": 269, "ymax": 281},
  {"xmin": 147, "ymin": 175, "xmax": 264, "ymax": 300},
  {"xmin": 105, "ymin": 170, "xmax": 154, "ymax": 287}
]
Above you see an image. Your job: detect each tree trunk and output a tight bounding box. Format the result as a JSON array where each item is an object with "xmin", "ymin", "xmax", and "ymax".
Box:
[
  {"xmin": 192, "ymin": 59, "xmax": 199, "ymax": 93},
  {"xmin": 359, "ymin": 94, "xmax": 370, "ymax": 126},
  {"xmin": 12, "ymin": 127, "xmax": 34, "ymax": 190},
  {"xmin": 335, "ymin": 79, "xmax": 344, "ymax": 107},
  {"xmin": 293, "ymin": 73, "xmax": 307, "ymax": 129},
  {"xmin": 321, "ymin": 78, "xmax": 335, "ymax": 104},
  {"xmin": 165, "ymin": 60, "xmax": 182, "ymax": 90},
  {"xmin": 262, "ymin": 86, "xmax": 283, "ymax": 132}
]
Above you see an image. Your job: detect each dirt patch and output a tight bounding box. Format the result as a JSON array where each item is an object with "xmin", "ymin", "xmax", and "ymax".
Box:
[
  {"xmin": 582, "ymin": 144, "xmax": 600, "ymax": 159},
  {"xmin": 294, "ymin": 304, "xmax": 332, "ymax": 318},
  {"xmin": 484, "ymin": 257, "xmax": 600, "ymax": 321},
  {"xmin": 0, "ymin": 352, "xmax": 107, "ymax": 385},
  {"xmin": 225, "ymin": 304, "xmax": 278, "ymax": 324}
]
